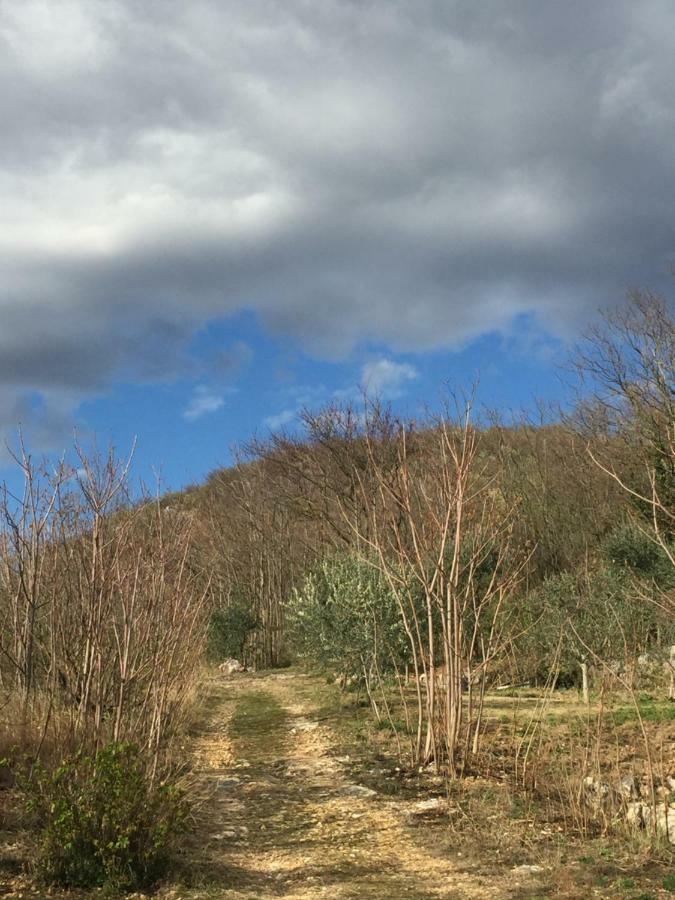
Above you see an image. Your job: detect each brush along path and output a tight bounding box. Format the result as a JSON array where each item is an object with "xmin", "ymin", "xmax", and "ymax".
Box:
[{"xmin": 185, "ymin": 670, "xmax": 526, "ymax": 900}]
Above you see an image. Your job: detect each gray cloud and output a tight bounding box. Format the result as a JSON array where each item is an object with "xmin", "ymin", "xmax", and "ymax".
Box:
[
  {"xmin": 2, "ymin": 0, "xmax": 675, "ymax": 434},
  {"xmin": 0, "ymin": 388, "xmax": 82, "ymax": 462},
  {"xmin": 208, "ymin": 341, "xmax": 254, "ymax": 379}
]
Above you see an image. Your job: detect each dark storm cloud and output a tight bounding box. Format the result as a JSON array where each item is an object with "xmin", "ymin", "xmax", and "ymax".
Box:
[{"xmin": 1, "ymin": 0, "xmax": 675, "ymax": 432}]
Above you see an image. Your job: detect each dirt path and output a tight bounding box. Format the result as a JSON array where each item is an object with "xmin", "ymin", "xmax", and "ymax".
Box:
[{"xmin": 185, "ymin": 671, "xmax": 533, "ymax": 900}]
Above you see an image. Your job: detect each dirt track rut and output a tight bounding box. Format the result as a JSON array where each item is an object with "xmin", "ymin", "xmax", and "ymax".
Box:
[{"xmin": 187, "ymin": 671, "xmax": 530, "ymax": 900}]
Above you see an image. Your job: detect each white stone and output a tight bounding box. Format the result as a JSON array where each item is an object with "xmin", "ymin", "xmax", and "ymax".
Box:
[
  {"xmin": 409, "ymin": 797, "xmax": 446, "ymax": 815},
  {"xmin": 337, "ymin": 784, "xmax": 377, "ymax": 799}
]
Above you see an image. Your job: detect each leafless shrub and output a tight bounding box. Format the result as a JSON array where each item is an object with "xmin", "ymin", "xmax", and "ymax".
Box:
[{"xmin": 0, "ymin": 441, "xmax": 210, "ymax": 773}]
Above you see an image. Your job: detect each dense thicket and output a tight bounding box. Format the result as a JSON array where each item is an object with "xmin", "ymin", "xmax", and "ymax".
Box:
[
  {"xmin": 180, "ymin": 294, "xmax": 673, "ymax": 769},
  {"xmin": 0, "ymin": 446, "xmax": 210, "ymax": 771}
]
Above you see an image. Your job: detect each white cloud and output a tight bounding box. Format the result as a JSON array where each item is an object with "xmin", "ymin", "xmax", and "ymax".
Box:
[
  {"xmin": 262, "ymin": 358, "xmax": 418, "ymax": 429},
  {"xmin": 183, "ymin": 386, "xmax": 225, "ymax": 421},
  {"xmin": 263, "ymin": 408, "xmax": 297, "ymax": 431},
  {"xmin": 361, "ymin": 359, "xmax": 419, "ymax": 398}
]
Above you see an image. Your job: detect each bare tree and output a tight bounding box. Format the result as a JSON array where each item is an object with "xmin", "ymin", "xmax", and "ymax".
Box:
[
  {"xmin": 574, "ymin": 292, "xmax": 674, "ymax": 615},
  {"xmin": 0, "ymin": 442, "xmax": 210, "ymax": 770},
  {"xmin": 320, "ymin": 398, "xmax": 527, "ymax": 775}
]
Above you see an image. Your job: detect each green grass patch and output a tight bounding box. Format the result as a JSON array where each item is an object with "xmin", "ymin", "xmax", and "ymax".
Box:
[
  {"xmin": 610, "ymin": 700, "xmax": 675, "ymax": 725},
  {"xmin": 229, "ymin": 691, "xmax": 288, "ymax": 758},
  {"xmin": 373, "ymin": 717, "xmax": 413, "ymax": 735}
]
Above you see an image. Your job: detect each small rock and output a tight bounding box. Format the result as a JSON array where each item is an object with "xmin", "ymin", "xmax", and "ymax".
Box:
[
  {"xmin": 626, "ymin": 800, "xmax": 675, "ymax": 844},
  {"xmin": 512, "ymin": 864, "xmax": 544, "ymax": 875},
  {"xmin": 291, "ymin": 718, "xmax": 319, "ymax": 732},
  {"xmin": 218, "ymin": 776, "xmax": 241, "ymax": 788},
  {"xmin": 618, "ymin": 774, "xmax": 640, "ymax": 799},
  {"xmin": 626, "ymin": 801, "xmax": 648, "ymax": 827},
  {"xmin": 218, "ymin": 658, "xmax": 244, "ymax": 675},
  {"xmin": 337, "ymin": 784, "xmax": 377, "ymax": 799},
  {"xmin": 213, "ymin": 824, "xmax": 249, "ymax": 841},
  {"xmin": 409, "ymin": 797, "xmax": 446, "ymax": 815}
]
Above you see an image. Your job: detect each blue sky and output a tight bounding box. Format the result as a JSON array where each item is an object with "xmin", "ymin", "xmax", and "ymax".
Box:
[
  {"xmin": 70, "ymin": 310, "xmax": 567, "ymax": 492},
  {"xmin": 1, "ymin": 1, "xmax": 674, "ymax": 493}
]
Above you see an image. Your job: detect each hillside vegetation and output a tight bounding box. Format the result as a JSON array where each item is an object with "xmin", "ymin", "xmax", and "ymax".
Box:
[{"xmin": 0, "ymin": 293, "xmax": 673, "ymax": 896}]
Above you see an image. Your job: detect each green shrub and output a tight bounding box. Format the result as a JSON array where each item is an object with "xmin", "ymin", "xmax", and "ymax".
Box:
[
  {"xmin": 287, "ymin": 554, "xmax": 411, "ymax": 682},
  {"xmin": 603, "ymin": 523, "xmax": 675, "ymax": 588},
  {"xmin": 207, "ymin": 593, "xmax": 257, "ymax": 662},
  {"xmin": 22, "ymin": 742, "xmax": 189, "ymax": 891}
]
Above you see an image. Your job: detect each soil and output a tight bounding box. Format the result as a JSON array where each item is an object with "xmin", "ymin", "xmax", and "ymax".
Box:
[
  {"xmin": 2, "ymin": 670, "xmax": 672, "ymax": 899},
  {"xmin": 179, "ymin": 671, "xmax": 544, "ymax": 899}
]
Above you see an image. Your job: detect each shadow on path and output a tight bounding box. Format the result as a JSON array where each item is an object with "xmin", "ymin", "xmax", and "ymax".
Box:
[{"xmin": 184, "ymin": 673, "xmax": 512, "ymax": 899}]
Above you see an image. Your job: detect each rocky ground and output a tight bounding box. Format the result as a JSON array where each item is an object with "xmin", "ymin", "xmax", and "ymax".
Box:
[
  {"xmin": 1, "ymin": 670, "xmax": 673, "ymax": 898},
  {"xmin": 183, "ymin": 670, "xmax": 515, "ymax": 899},
  {"xmin": 173, "ymin": 670, "xmax": 674, "ymax": 899}
]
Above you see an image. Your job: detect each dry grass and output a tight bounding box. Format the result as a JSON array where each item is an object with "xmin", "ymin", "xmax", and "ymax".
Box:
[
  {"xmin": 0, "ymin": 672, "xmax": 214, "ymax": 898},
  {"xmin": 2, "ymin": 670, "xmax": 673, "ymax": 899},
  {"xmin": 172, "ymin": 670, "xmax": 675, "ymax": 899},
  {"xmin": 0, "ymin": 691, "xmax": 84, "ymax": 777}
]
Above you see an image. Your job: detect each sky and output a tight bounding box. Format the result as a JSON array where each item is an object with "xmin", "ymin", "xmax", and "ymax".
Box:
[{"xmin": 1, "ymin": 1, "xmax": 675, "ymax": 489}]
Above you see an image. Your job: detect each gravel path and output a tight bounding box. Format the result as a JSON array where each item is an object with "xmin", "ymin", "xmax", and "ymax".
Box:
[{"xmin": 186, "ymin": 671, "xmax": 526, "ymax": 900}]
